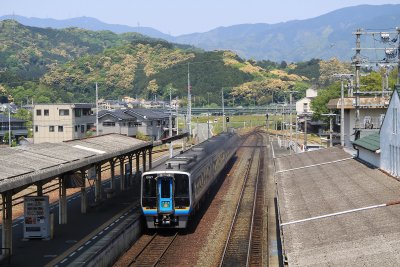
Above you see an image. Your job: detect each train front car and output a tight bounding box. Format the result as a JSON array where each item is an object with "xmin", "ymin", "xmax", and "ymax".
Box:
[
  {"xmin": 141, "ymin": 132, "xmax": 240, "ymax": 229},
  {"xmin": 141, "ymin": 171, "xmax": 191, "ymax": 228}
]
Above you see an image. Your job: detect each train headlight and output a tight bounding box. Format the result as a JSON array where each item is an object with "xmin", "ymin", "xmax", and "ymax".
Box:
[{"xmin": 162, "ymin": 201, "xmax": 170, "ymax": 208}]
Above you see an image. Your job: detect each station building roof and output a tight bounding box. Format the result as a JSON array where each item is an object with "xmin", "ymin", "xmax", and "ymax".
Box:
[
  {"xmin": 327, "ymin": 97, "xmax": 389, "ymax": 110},
  {"xmin": 0, "ymin": 134, "xmax": 151, "ymax": 194},
  {"xmin": 275, "ymin": 147, "xmax": 400, "ymax": 266}
]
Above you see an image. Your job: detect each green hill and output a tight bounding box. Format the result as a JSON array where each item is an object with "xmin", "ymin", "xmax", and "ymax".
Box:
[{"xmin": 0, "ymin": 20, "xmax": 311, "ymax": 105}]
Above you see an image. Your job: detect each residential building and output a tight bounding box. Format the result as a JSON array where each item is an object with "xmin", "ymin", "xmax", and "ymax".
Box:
[
  {"xmin": 296, "ymin": 88, "xmax": 318, "ymax": 115},
  {"xmin": 33, "ymin": 103, "xmax": 95, "ymax": 143},
  {"xmin": 98, "ymin": 99, "xmax": 127, "ymax": 110},
  {"xmin": 0, "ymin": 103, "xmax": 17, "ymax": 113},
  {"xmin": 327, "ymin": 96, "xmax": 389, "ymax": 147},
  {"xmin": 98, "ymin": 109, "xmax": 175, "ymax": 140},
  {"xmin": 0, "ymin": 114, "xmax": 28, "ymax": 143}
]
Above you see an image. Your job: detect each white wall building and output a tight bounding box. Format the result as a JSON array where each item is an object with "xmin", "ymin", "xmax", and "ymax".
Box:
[
  {"xmin": 380, "ymin": 89, "xmax": 400, "ymax": 177},
  {"xmin": 33, "ymin": 103, "xmax": 95, "ymax": 143},
  {"xmin": 296, "ymin": 88, "xmax": 318, "ymax": 115}
]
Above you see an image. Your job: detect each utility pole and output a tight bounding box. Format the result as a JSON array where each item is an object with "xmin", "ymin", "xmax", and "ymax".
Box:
[
  {"xmin": 176, "ymin": 97, "xmax": 179, "ymax": 134},
  {"xmin": 222, "ymin": 88, "xmax": 226, "ymax": 132},
  {"xmin": 207, "ymin": 92, "xmax": 211, "ymax": 139},
  {"xmin": 304, "ymin": 113, "xmax": 309, "ymax": 151},
  {"xmin": 282, "ymin": 104, "xmax": 285, "ymax": 138},
  {"xmin": 169, "ymin": 88, "xmax": 173, "ymax": 158},
  {"xmin": 354, "ymin": 29, "xmax": 362, "ymax": 141},
  {"xmin": 187, "ymin": 63, "xmax": 192, "ymax": 137},
  {"xmin": 295, "ymin": 116, "xmax": 299, "ymax": 153},
  {"xmin": 95, "ymin": 82, "xmax": 99, "ymax": 136},
  {"xmin": 322, "ymin": 113, "xmax": 336, "ymax": 147},
  {"xmin": 333, "ymin": 74, "xmax": 354, "ymax": 147},
  {"xmin": 8, "ymin": 106, "xmax": 11, "ymax": 146},
  {"xmin": 288, "ymin": 90, "xmax": 298, "ymax": 154}
]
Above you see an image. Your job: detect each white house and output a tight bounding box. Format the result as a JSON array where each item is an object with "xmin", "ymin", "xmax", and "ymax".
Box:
[
  {"xmin": 296, "ymin": 88, "xmax": 318, "ymax": 115},
  {"xmin": 380, "ymin": 89, "xmax": 400, "ymax": 177}
]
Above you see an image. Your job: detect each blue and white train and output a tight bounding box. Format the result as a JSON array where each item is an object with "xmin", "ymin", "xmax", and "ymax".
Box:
[{"xmin": 141, "ymin": 132, "xmax": 240, "ymax": 228}]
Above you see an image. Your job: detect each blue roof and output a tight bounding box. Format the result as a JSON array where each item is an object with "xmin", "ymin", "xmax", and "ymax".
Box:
[{"xmin": 0, "ymin": 114, "xmax": 26, "ymax": 123}]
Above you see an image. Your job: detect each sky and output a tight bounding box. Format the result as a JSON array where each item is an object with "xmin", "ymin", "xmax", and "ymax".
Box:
[{"xmin": 1, "ymin": 0, "xmax": 400, "ymax": 35}]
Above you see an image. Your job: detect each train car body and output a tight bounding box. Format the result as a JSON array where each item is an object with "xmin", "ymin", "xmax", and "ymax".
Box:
[{"xmin": 141, "ymin": 132, "xmax": 240, "ymax": 228}]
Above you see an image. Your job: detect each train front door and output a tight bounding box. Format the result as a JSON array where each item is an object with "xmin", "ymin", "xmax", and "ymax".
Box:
[{"xmin": 158, "ymin": 177, "xmax": 174, "ymax": 214}]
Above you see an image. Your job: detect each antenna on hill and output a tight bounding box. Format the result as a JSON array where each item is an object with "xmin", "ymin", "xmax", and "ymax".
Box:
[{"xmin": 137, "ymin": 21, "xmax": 140, "ymax": 34}]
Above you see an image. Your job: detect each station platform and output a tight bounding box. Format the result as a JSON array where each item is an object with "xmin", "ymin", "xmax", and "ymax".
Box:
[
  {"xmin": 275, "ymin": 147, "xmax": 400, "ymax": 266},
  {"xmin": 0, "ymin": 180, "xmax": 140, "ymax": 266}
]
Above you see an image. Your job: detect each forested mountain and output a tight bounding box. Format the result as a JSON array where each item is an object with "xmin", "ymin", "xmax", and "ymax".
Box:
[
  {"xmin": 0, "ymin": 15, "xmax": 171, "ymax": 40},
  {"xmin": 0, "ymin": 20, "xmax": 312, "ymax": 105},
  {"xmin": 3, "ymin": 5, "xmax": 400, "ymax": 61},
  {"xmin": 175, "ymin": 4, "xmax": 400, "ymax": 61}
]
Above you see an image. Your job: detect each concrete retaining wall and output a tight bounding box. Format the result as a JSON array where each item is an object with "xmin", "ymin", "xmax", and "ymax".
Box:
[{"xmin": 72, "ymin": 214, "xmax": 143, "ymax": 267}]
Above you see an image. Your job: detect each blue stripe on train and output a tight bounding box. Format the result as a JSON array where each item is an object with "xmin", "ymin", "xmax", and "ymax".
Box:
[
  {"xmin": 142, "ymin": 209, "xmax": 157, "ymax": 216},
  {"xmin": 142, "ymin": 209, "xmax": 191, "ymax": 216}
]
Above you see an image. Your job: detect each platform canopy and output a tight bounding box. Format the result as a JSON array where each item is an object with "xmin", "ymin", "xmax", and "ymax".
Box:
[{"xmin": 0, "ymin": 134, "xmax": 151, "ymax": 194}]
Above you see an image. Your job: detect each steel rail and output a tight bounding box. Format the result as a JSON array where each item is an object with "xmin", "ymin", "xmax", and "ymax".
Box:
[
  {"xmin": 219, "ymin": 133, "xmax": 260, "ymax": 267},
  {"xmin": 128, "ymin": 232, "xmax": 178, "ymax": 267},
  {"xmin": 247, "ymin": 133, "xmax": 265, "ymax": 266}
]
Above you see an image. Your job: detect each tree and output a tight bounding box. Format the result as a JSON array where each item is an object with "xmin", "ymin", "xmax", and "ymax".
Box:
[
  {"xmin": 3, "ymin": 131, "xmax": 16, "ymax": 146},
  {"xmin": 14, "ymin": 108, "xmax": 33, "ymax": 137},
  {"xmin": 310, "ymin": 83, "xmax": 340, "ymax": 120},
  {"xmin": 136, "ymin": 131, "xmax": 151, "ymax": 141},
  {"xmin": 319, "ymin": 58, "xmax": 352, "ymax": 85}
]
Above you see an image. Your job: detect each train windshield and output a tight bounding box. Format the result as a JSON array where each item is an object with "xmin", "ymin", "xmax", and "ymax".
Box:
[
  {"xmin": 142, "ymin": 174, "xmax": 157, "ymax": 208},
  {"xmin": 174, "ymin": 174, "xmax": 190, "ymax": 208},
  {"xmin": 161, "ymin": 179, "xmax": 171, "ymax": 198}
]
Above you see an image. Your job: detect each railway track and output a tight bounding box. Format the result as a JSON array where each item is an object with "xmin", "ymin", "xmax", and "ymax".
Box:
[
  {"xmin": 126, "ymin": 232, "xmax": 178, "ymax": 267},
  {"xmin": 220, "ymin": 133, "xmax": 265, "ymax": 267}
]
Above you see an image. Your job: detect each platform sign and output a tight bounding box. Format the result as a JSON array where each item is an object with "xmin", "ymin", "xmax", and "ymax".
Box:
[{"xmin": 23, "ymin": 196, "xmax": 50, "ymax": 239}]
